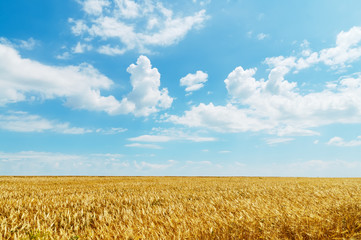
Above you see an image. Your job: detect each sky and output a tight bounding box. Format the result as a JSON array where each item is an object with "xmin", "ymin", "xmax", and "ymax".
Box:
[{"xmin": 1, "ymin": 0, "xmax": 361, "ymax": 176}]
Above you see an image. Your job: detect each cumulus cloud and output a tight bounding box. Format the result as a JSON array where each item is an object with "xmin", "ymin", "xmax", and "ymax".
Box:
[
  {"xmin": 224, "ymin": 66, "xmax": 260, "ymax": 100},
  {"xmin": 327, "ymin": 136, "xmax": 361, "ymax": 147},
  {"xmin": 0, "ymin": 43, "xmax": 172, "ymax": 117},
  {"xmin": 180, "ymin": 70, "xmax": 208, "ymax": 92},
  {"xmin": 70, "ymin": 0, "xmax": 208, "ymax": 54},
  {"xmin": 0, "ymin": 43, "xmax": 119, "ymax": 112},
  {"xmin": 319, "ymin": 26, "xmax": 361, "ymax": 67},
  {"xmin": 169, "ymin": 26, "xmax": 361, "ymax": 136},
  {"xmin": 124, "ymin": 55, "xmax": 173, "ymax": 116}
]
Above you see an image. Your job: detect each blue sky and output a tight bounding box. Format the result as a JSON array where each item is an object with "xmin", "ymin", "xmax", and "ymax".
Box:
[{"xmin": 1, "ymin": 0, "xmax": 361, "ymax": 176}]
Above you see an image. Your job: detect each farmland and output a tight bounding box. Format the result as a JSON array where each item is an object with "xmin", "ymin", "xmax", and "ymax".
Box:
[{"xmin": 1, "ymin": 177, "xmax": 361, "ymax": 239}]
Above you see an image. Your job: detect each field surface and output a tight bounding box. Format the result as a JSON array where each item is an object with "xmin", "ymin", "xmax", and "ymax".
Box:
[{"xmin": 1, "ymin": 177, "xmax": 361, "ymax": 239}]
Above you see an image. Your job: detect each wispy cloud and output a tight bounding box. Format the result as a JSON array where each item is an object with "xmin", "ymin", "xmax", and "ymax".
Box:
[
  {"xmin": 218, "ymin": 150, "xmax": 231, "ymax": 154},
  {"xmin": 125, "ymin": 143, "xmax": 163, "ymax": 149},
  {"xmin": 134, "ymin": 160, "xmax": 176, "ymax": 170},
  {"xmin": 96, "ymin": 128, "xmax": 127, "ymax": 134},
  {"xmin": 128, "ymin": 128, "xmax": 216, "ymax": 144},
  {"xmin": 0, "ymin": 151, "xmax": 129, "ymax": 175},
  {"xmin": 327, "ymin": 136, "xmax": 361, "ymax": 147},
  {"xmin": 257, "ymin": 33, "xmax": 269, "ymax": 40},
  {"xmin": 0, "ymin": 37, "xmax": 38, "ymax": 50},
  {"xmin": 265, "ymin": 138, "xmax": 294, "ymax": 145},
  {"xmin": 0, "ymin": 111, "xmax": 91, "ymax": 134}
]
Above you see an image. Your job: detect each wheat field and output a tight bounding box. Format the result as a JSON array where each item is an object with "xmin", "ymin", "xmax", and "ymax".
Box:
[{"xmin": 1, "ymin": 176, "xmax": 361, "ymax": 239}]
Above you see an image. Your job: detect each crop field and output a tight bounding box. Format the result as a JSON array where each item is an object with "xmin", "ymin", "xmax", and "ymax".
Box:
[{"xmin": 1, "ymin": 177, "xmax": 361, "ymax": 239}]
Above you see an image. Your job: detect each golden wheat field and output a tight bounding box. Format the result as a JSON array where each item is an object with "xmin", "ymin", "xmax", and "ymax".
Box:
[{"xmin": 1, "ymin": 177, "xmax": 361, "ymax": 239}]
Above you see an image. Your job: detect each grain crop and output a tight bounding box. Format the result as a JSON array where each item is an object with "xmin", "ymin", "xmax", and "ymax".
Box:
[{"xmin": 1, "ymin": 176, "xmax": 361, "ymax": 239}]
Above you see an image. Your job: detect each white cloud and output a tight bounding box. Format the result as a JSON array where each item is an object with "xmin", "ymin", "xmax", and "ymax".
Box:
[
  {"xmin": 265, "ymin": 26, "xmax": 361, "ymax": 70},
  {"xmin": 0, "ymin": 37, "xmax": 37, "ymax": 50},
  {"xmin": 0, "ymin": 111, "xmax": 91, "ymax": 134},
  {"xmin": 247, "ymin": 32, "xmax": 269, "ymax": 40},
  {"xmin": 134, "ymin": 160, "xmax": 175, "ymax": 170},
  {"xmin": 56, "ymin": 51, "xmax": 71, "ymax": 60},
  {"xmin": 0, "ymin": 151, "xmax": 130, "ymax": 175},
  {"xmin": 129, "ymin": 135, "xmax": 173, "ymax": 142},
  {"xmin": 257, "ymin": 33, "xmax": 268, "ymax": 40},
  {"xmin": 116, "ymin": 0, "xmax": 140, "ymax": 18},
  {"xmin": 81, "ymin": 0, "xmax": 110, "ymax": 15},
  {"xmin": 97, "ymin": 45, "xmax": 126, "ymax": 55},
  {"xmin": 95, "ymin": 127, "xmax": 127, "ymax": 134},
  {"xmin": 0, "ymin": 111, "xmax": 128, "ymax": 135},
  {"xmin": 18, "ymin": 38, "xmax": 37, "ymax": 50},
  {"xmin": 218, "ymin": 150, "xmax": 231, "ymax": 154},
  {"xmin": 0, "ymin": 43, "xmax": 117, "ymax": 112},
  {"xmin": 169, "ymin": 103, "xmax": 272, "ymax": 133},
  {"xmin": 123, "ymin": 55, "xmax": 173, "ymax": 116},
  {"xmin": 180, "ymin": 70, "xmax": 208, "ymax": 92},
  {"xmin": 319, "ymin": 26, "xmax": 361, "ymax": 68},
  {"xmin": 70, "ymin": 0, "xmax": 208, "ymax": 54},
  {"xmin": 69, "ymin": 18, "xmax": 89, "ymax": 35},
  {"xmin": 72, "ymin": 42, "xmax": 93, "ymax": 53},
  {"xmin": 169, "ymin": 26, "xmax": 361, "ymax": 136},
  {"xmin": 3, "ymin": 151, "xmax": 361, "ymax": 176},
  {"xmin": 128, "ymin": 132, "xmax": 216, "ymax": 143},
  {"xmin": 125, "ymin": 143, "xmax": 162, "ymax": 149},
  {"xmin": 185, "ymin": 160, "xmax": 212, "ymax": 165},
  {"xmin": 224, "ymin": 66, "xmax": 260, "ymax": 101},
  {"xmin": 128, "ymin": 128, "xmax": 216, "ymax": 147},
  {"xmin": 327, "ymin": 136, "xmax": 361, "ymax": 147},
  {"xmin": 0, "ymin": 44, "xmax": 172, "ymax": 117},
  {"xmin": 265, "ymin": 138, "xmax": 294, "ymax": 145}
]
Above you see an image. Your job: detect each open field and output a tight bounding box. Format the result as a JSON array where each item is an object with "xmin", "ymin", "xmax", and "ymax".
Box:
[{"xmin": 1, "ymin": 177, "xmax": 361, "ymax": 239}]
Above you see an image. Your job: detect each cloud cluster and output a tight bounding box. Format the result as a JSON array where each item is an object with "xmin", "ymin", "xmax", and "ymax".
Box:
[
  {"xmin": 169, "ymin": 26, "xmax": 361, "ymax": 136},
  {"xmin": 0, "ymin": 43, "xmax": 172, "ymax": 117},
  {"xmin": 70, "ymin": 0, "xmax": 208, "ymax": 55}
]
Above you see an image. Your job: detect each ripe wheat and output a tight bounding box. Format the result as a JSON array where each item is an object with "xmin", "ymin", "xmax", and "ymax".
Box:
[{"xmin": 1, "ymin": 176, "xmax": 361, "ymax": 239}]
